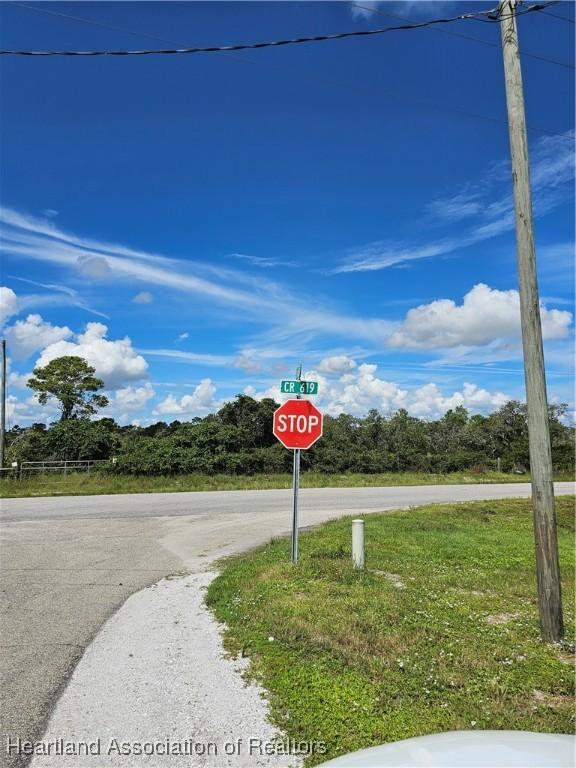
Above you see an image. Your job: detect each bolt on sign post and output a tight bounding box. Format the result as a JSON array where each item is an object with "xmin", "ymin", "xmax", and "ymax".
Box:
[{"xmin": 273, "ymin": 396, "xmax": 323, "ymax": 564}]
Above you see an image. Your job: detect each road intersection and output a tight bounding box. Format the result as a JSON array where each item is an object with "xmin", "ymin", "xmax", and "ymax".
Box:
[{"xmin": 1, "ymin": 483, "xmax": 574, "ymax": 768}]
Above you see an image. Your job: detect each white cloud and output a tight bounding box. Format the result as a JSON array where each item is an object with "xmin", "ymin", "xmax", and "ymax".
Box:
[
  {"xmin": 246, "ymin": 360, "xmax": 511, "ymax": 420},
  {"xmin": 113, "ymin": 383, "xmax": 155, "ymax": 412},
  {"xmin": 153, "ymin": 394, "xmax": 186, "ymax": 416},
  {"xmin": 388, "ymin": 284, "xmax": 572, "ymax": 349},
  {"xmin": 5, "ymin": 314, "xmax": 73, "ymax": 360},
  {"xmin": 244, "ymin": 384, "xmax": 272, "ymax": 400},
  {"xmin": 77, "ymin": 254, "xmax": 111, "ymax": 279},
  {"xmin": 5, "ymin": 392, "xmax": 58, "ymax": 425},
  {"xmin": 531, "ymin": 131, "xmax": 576, "ymax": 211},
  {"xmin": 0, "ymin": 287, "xmax": 19, "ymax": 325},
  {"xmin": 133, "ymin": 291, "xmax": 154, "ymax": 304},
  {"xmin": 143, "ymin": 347, "xmax": 362, "ymax": 379},
  {"xmin": 153, "ymin": 379, "xmax": 218, "ymax": 416},
  {"xmin": 350, "ymin": 1, "xmax": 380, "ymax": 20},
  {"xmin": 5, "ymin": 277, "xmax": 108, "ymax": 319},
  {"xmin": 5, "ymin": 394, "xmax": 24, "ymax": 423},
  {"xmin": 11, "ymin": 276, "xmax": 76, "ymax": 298},
  {"xmin": 8, "ymin": 370, "xmax": 32, "ymax": 389},
  {"xmin": 141, "ymin": 348, "xmax": 232, "ymax": 366},
  {"xmin": 35, "ymin": 322, "xmax": 148, "ymax": 388},
  {"xmin": 426, "ymin": 190, "xmax": 483, "ymax": 222},
  {"xmin": 407, "ymin": 382, "xmax": 509, "ymax": 419},
  {"xmin": 233, "ymin": 354, "xmax": 261, "ymax": 374},
  {"xmin": 176, "ymin": 331, "xmax": 189, "ymax": 341},
  {"xmin": 350, "ymin": 1, "xmax": 456, "ymax": 20},
  {"xmin": 317, "ymin": 355, "xmax": 358, "ymax": 375},
  {"xmin": 230, "ymin": 253, "xmax": 296, "ymax": 269},
  {"xmin": 0, "ymin": 206, "xmax": 266, "ymax": 307},
  {"xmin": 323, "ymin": 363, "xmax": 409, "ymax": 415},
  {"xmin": 335, "ymin": 130, "xmax": 574, "ymax": 273},
  {"xmin": 0, "ymin": 207, "xmax": 394, "ymax": 347},
  {"xmin": 334, "ymin": 240, "xmax": 449, "ymax": 273}
]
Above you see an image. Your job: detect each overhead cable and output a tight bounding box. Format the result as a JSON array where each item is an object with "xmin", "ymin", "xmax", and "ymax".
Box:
[
  {"xmin": 7, "ymin": 0, "xmax": 257, "ymax": 65},
  {"xmin": 4, "ymin": 1, "xmax": 569, "ymax": 137},
  {"xmin": 0, "ymin": 2, "xmax": 559, "ymax": 56},
  {"xmin": 537, "ymin": 7, "xmax": 576, "ymax": 23},
  {"xmin": 349, "ymin": 1, "xmax": 574, "ymax": 70}
]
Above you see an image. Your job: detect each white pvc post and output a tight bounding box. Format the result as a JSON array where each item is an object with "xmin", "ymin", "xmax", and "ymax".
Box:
[{"xmin": 352, "ymin": 519, "xmax": 365, "ymax": 570}]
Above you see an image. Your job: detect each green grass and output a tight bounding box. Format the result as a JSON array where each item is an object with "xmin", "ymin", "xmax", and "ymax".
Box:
[
  {"xmin": 2, "ymin": 469, "xmax": 573, "ymax": 498},
  {"xmin": 206, "ymin": 497, "xmax": 576, "ymax": 765}
]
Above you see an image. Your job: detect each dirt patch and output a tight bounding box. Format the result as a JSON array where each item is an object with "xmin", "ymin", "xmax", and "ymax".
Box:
[
  {"xmin": 373, "ymin": 571, "xmax": 405, "ymax": 589},
  {"xmin": 556, "ymin": 650, "xmax": 575, "ymax": 667},
  {"xmin": 532, "ymin": 689, "xmax": 574, "ymax": 709},
  {"xmin": 485, "ymin": 612, "xmax": 521, "ymax": 625}
]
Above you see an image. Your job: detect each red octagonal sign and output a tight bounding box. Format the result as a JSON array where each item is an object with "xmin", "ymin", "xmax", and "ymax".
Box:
[{"xmin": 273, "ymin": 399, "xmax": 323, "ymax": 450}]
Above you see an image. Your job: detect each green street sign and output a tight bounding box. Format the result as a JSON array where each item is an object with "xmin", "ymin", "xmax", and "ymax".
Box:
[{"xmin": 280, "ymin": 380, "xmax": 318, "ymax": 395}]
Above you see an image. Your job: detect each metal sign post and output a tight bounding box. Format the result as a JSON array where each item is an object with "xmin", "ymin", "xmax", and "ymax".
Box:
[
  {"xmin": 291, "ymin": 447, "xmax": 300, "ymax": 564},
  {"xmin": 272, "ymin": 366, "xmax": 323, "ymax": 565},
  {"xmin": 292, "ymin": 370, "xmax": 302, "ymax": 566}
]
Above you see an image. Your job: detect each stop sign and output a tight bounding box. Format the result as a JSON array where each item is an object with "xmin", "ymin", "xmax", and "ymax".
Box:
[{"xmin": 273, "ymin": 399, "xmax": 323, "ymax": 450}]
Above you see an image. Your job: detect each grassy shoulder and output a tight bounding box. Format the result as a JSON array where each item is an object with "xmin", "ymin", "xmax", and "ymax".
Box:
[
  {"xmin": 206, "ymin": 497, "xmax": 575, "ymax": 766},
  {"xmin": 1, "ymin": 470, "xmax": 574, "ymax": 498}
]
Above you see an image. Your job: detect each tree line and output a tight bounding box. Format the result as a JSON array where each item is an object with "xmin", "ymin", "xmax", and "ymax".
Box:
[
  {"xmin": 5, "ymin": 355, "xmax": 573, "ymax": 475},
  {"xmin": 5, "ymin": 396, "xmax": 573, "ymax": 475}
]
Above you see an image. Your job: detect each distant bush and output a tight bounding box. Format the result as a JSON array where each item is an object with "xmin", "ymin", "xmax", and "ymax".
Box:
[
  {"xmin": 6, "ymin": 397, "xmax": 574, "ymax": 475},
  {"xmin": 7, "ymin": 418, "xmax": 120, "ymax": 463}
]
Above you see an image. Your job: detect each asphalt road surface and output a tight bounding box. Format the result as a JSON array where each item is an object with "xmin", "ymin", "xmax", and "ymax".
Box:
[
  {"xmin": 4, "ymin": 482, "xmax": 576, "ymax": 523},
  {"xmin": 1, "ymin": 482, "xmax": 574, "ymax": 768}
]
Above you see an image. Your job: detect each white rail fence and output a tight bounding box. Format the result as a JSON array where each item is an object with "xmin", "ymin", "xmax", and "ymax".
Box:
[{"xmin": 0, "ymin": 459, "xmax": 115, "ymax": 480}]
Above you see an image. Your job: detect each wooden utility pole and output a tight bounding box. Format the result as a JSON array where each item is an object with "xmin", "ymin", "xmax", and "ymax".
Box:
[
  {"xmin": 499, "ymin": 0, "xmax": 563, "ymax": 643},
  {"xmin": 0, "ymin": 339, "xmax": 5, "ymax": 468}
]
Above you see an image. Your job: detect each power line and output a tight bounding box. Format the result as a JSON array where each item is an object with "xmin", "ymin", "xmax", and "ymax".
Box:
[
  {"xmin": 350, "ymin": 1, "xmax": 574, "ymax": 70},
  {"xmin": 8, "ymin": 2, "xmax": 182, "ymax": 44},
  {"xmin": 537, "ymin": 7, "xmax": 576, "ymax": 23},
  {"xmin": 7, "ymin": 1, "xmax": 512, "ymax": 127},
  {"xmin": 15, "ymin": 0, "xmax": 572, "ymax": 71},
  {"xmin": 7, "ymin": 1, "xmax": 260, "ymax": 67},
  {"xmin": 0, "ymin": 2, "xmax": 558, "ymax": 56},
  {"xmin": 4, "ymin": 1, "xmax": 569, "ymax": 138},
  {"xmin": 351, "ymin": 0, "xmax": 504, "ymax": 47},
  {"xmin": 469, "ymin": 0, "xmax": 562, "ymax": 22}
]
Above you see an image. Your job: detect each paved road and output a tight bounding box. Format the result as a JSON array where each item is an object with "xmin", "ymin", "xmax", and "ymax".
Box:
[
  {"xmin": 3, "ymin": 482, "xmax": 575, "ymax": 523},
  {"xmin": 1, "ymin": 482, "xmax": 574, "ymax": 768}
]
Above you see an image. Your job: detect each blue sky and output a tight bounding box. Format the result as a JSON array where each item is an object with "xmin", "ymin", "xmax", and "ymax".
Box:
[{"xmin": 0, "ymin": 0, "xmax": 574, "ymax": 426}]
